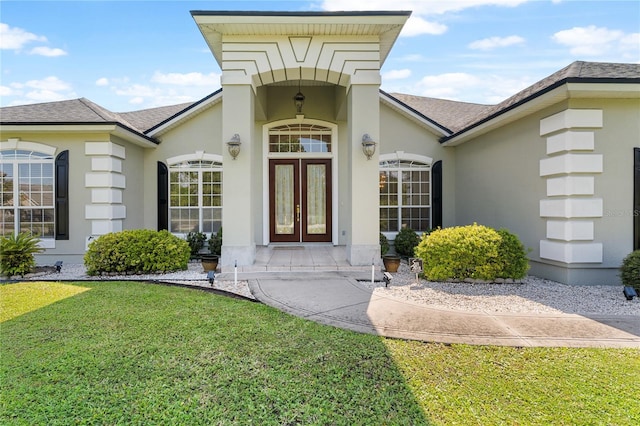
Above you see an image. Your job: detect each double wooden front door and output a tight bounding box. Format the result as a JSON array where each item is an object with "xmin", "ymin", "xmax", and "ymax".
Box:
[{"xmin": 269, "ymin": 159, "xmax": 332, "ymax": 243}]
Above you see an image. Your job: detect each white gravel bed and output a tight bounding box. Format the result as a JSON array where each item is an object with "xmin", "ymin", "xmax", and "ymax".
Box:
[{"xmin": 361, "ymin": 264, "xmax": 640, "ymax": 316}]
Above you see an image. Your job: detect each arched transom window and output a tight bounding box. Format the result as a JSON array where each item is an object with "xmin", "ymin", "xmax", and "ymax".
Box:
[
  {"xmin": 379, "ymin": 154, "xmax": 432, "ymax": 234},
  {"xmin": 168, "ymin": 156, "xmax": 222, "ymax": 234},
  {"xmin": 269, "ymin": 123, "xmax": 332, "ymax": 153}
]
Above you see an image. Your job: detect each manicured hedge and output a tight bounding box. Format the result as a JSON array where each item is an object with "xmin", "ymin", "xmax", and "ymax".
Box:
[
  {"xmin": 414, "ymin": 223, "xmax": 529, "ymax": 281},
  {"xmin": 84, "ymin": 229, "xmax": 190, "ymax": 276}
]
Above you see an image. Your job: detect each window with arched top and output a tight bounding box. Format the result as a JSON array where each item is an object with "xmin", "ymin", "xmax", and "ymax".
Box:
[
  {"xmin": 268, "ymin": 123, "xmax": 332, "ymax": 153},
  {"xmin": 1, "ymin": 144, "xmax": 66, "ymax": 244},
  {"xmin": 379, "ymin": 153, "xmax": 432, "ymax": 234},
  {"xmin": 167, "ymin": 154, "xmax": 223, "ymax": 234}
]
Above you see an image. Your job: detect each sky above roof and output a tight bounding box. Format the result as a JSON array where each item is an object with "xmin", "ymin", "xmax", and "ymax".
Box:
[{"xmin": 1, "ymin": 0, "xmax": 638, "ymax": 112}]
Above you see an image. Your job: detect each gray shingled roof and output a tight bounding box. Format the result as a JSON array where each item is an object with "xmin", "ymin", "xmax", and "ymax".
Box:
[
  {"xmin": 388, "ymin": 94, "xmax": 491, "ymax": 133},
  {"xmin": 1, "ymin": 61, "xmax": 637, "ymax": 142},
  {"xmin": 391, "ymin": 61, "xmax": 640, "ymax": 138},
  {"xmin": 119, "ymin": 103, "xmax": 193, "ymax": 133},
  {"xmin": 0, "ymin": 98, "xmax": 144, "ymax": 133}
]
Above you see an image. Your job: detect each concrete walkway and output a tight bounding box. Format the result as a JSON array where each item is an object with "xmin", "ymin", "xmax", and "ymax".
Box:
[{"xmin": 248, "ymin": 273, "xmax": 640, "ymax": 348}]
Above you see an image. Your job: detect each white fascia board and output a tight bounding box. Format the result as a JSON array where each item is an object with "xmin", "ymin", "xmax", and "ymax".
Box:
[
  {"xmin": 379, "ymin": 93, "xmax": 451, "ymax": 137},
  {"xmin": 0, "ymin": 124, "xmax": 158, "ymax": 149},
  {"xmin": 147, "ymin": 91, "xmax": 223, "ymax": 138},
  {"xmin": 442, "ymin": 82, "xmax": 639, "ymax": 147},
  {"xmin": 441, "ymin": 86, "xmax": 570, "ymax": 147}
]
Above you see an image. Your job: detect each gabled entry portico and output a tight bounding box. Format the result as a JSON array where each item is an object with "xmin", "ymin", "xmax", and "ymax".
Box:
[{"xmin": 191, "ymin": 10, "xmax": 411, "ymax": 267}]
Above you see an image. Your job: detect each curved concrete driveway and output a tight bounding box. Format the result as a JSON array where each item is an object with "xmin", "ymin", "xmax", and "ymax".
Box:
[{"xmin": 249, "ymin": 274, "xmax": 640, "ymax": 348}]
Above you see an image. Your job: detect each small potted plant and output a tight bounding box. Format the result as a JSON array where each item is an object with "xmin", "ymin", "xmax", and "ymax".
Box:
[
  {"xmin": 201, "ymin": 228, "xmax": 222, "ymax": 272},
  {"xmin": 380, "ymin": 232, "xmax": 401, "ymax": 273}
]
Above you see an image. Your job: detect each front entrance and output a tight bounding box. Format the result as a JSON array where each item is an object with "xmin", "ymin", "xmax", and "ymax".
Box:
[{"xmin": 269, "ymin": 159, "xmax": 332, "ymax": 243}]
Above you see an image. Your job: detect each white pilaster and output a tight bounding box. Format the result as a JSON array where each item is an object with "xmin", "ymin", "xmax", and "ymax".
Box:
[
  {"xmin": 84, "ymin": 142, "xmax": 126, "ymax": 238},
  {"xmin": 347, "ymin": 82, "xmax": 381, "ymax": 265},
  {"xmin": 220, "ymin": 83, "xmax": 256, "ymax": 267},
  {"xmin": 538, "ymin": 109, "xmax": 603, "ymax": 264}
]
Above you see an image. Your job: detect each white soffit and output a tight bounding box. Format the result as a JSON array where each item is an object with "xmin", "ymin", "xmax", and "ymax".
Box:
[{"xmin": 191, "ymin": 11, "xmax": 411, "ymax": 68}]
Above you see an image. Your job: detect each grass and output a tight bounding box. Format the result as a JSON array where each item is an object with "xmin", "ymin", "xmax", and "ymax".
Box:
[{"xmin": 1, "ymin": 281, "xmax": 639, "ymax": 425}]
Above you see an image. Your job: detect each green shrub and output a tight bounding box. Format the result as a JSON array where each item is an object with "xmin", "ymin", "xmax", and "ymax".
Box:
[
  {"xmin": 186, "ymin": 231, "xmax": 206, "ymax": 257},
  {"xmin": 414, "ymin": 223, "xmax": 529, "ymax": 281},
  {"xmin": 393, "ymin": 227, "xmax": 421, "ymax": 258},
  {"xmin": 0, "ymin": 232, "xmax": 44, "ymax": 277},
  {"xmin": 620, "ymin": 250, "xmax": 640, "ymax": 292},
  {"xmin": 208, "ymin": 228, "xmax": 222, "ymax": 255},
  {"xmin": 380, "ymin": 233, "xmax": 390, "ymax": 256},
  {"xmin": 84, "ymin": 229, "xmax": 190, "ymax": 276},
  {"xmin": 496, "ymin": 228, "xmax": 530, "ymax": 279}
]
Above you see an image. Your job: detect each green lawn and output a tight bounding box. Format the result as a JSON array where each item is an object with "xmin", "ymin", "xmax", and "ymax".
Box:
[{"xmin": 1, "ymin": 281, "xmax": 639, "ymax": 425}]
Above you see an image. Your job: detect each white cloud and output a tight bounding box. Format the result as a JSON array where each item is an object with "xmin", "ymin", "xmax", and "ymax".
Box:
[
  {"xmin": 114, "ymin": 84, "xmax": 159, "ymax": 98},
  {"xmin": 382, "ymin": 69, "xmax": 412, "ymax": 80},
  {"xmin": 468, "ymin": 35, "xmax": 525, "ymax": 50},
  {"xmin": 552, "ymin": 25, "xmax": 636, "ymax": 57},
  {"xmin": 0, "ymin": 23, "xmax": 47, "ymax": 49},
  {"xmin": 3, "ymin": 76, "xmax": 77, "ymax": 105},
  {"xmin": 24, "ymin": 76, "xmax": 71, "ymax": 92},
  {"xmin": 29, "ymin": 46, "xmax": 67, "ymax": 57},
  {"xmin": 129, "ymin": 97, "xmax": 145, "ymax": 105},
  {"xmin": 151, "ymin": 71, "xmax": 220, "ymax": 86},
  {"xmin": 415, "ymin": 72, "xmax": 533, "ymax": 104},
  {"xmin": 401, "ymin": 16, "xmax": 447, "ymax": 37},
  {"xmin": 320, "ymin": 0, "xmax": 528, "ymax": 15},
  {"xmin": 320, "ymin": 0, "xmax": 529, "ymax": 37},
  {"xmin": 95, "ymin": 77, "xmax": 109, "ymax": 86}
]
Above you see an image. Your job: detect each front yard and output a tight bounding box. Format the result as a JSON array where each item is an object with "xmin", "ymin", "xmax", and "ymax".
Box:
[{"xmin": 1, "ymin": 281, "xmax": 638, "ymax": 425}]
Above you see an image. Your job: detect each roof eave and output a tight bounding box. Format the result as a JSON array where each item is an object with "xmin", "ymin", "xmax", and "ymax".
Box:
[
  {"xmin": 191, "ymin": 10, "xmax": 411, "ymax": 68},
  {"xmin": 379, "ymin": 91, "xmax": 452, "ymax": 137},
  {"xmin": 0, "ymin": 122, "xmax": 159, "ymax": 148},
  {"xmin": 146, "ymin": 89, "xmax": 223, "ymax": 137},
  {"xmin": 441, "ymin": 79, "xmax": 640, "ymax": 147}
]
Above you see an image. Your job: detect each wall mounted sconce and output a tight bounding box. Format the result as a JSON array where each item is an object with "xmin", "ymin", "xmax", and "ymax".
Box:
[
  {"xmin": 362, "ymin": 134, "xmax": 377, "ymax": 160},
  {"xmin": 227, "ymin": 134, "xmax": 241, "ymax": 160}
]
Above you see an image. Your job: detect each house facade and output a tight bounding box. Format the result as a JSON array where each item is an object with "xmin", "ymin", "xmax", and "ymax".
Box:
[{"xmin": 1, "ymin": 11, "xmax": 639, "ymax": 285}]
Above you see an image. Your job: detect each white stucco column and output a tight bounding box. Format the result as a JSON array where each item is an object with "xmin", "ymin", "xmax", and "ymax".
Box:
[
  {"xmin": 347, "ymin": 82, "xmax": 381, "ymax": 265},
  {"xmin": 221, "ymin": 83, "xmax": 256, "ymax": 266}
]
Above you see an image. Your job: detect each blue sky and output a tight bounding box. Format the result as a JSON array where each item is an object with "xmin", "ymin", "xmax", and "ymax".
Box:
[{"xmin": 1, "ymin": 0, "xmax": 638, "ymax": 112}]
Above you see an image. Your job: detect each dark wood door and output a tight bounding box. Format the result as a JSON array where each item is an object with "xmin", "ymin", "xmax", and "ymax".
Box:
[{"xmin": 269, "ymin": 159, "xmax": 331, "ymax": 243}]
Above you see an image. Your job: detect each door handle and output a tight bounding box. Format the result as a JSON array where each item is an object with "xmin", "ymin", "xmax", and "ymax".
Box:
[{"xmin": 296, "ymin": 204, "xmax": 300, "ymax": 222}]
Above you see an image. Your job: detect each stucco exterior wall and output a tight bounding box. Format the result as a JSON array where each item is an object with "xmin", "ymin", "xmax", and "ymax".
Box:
[
  {"xmin": 454, "ymin": 97, "xmax": 640, "ymax": 285},
  {"xmin": 142, "ymin": 103, "xmax": 223, "ymax": 231},
  {"xmin": 0, "ymin": 131, "xmax": 153, "ymax": 263},
  {"xmin": 379, "ymin": 103, "xmax": 456, "ymax": 228}
]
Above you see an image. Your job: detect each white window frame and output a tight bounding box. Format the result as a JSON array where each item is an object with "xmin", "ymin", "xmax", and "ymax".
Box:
[
  {"xmin": 167, "ymin": 152, "xmax": 223, "ymax": 236},
  {"xmin": 0, "ymin": 140, "xmax": 57, "ymax": 248},
  {"xmin": 379, "ymin": 151, "xmax": 433, "ymax": 239}
]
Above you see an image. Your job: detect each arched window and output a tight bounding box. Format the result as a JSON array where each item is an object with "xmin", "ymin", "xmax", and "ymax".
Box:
[
  {"xmin": 1, "ymin": 148, "xmax": 56, "ymax": 240},
  {"xmin": 167, "ymin": 154, "xmax": 222, "ymax": 234},
  {"xmin": 379, "ymin": 153, "xmax": 432, "ymax": 234},
  {"xmin": 268, "ymin": 123, "xmax": 332, "ymax": 153}
]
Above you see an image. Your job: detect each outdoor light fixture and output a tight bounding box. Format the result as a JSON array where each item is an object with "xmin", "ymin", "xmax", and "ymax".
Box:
[
  {"xmin": 383, "ymin": 272, "xmax": 393, "ymax": 288},
  {"xmin": 293, "ymin": 86, "xmax": 305, "ymax": 114},
  {"xmin": 207, "ymin": 270, "xmax": 215, "ymax": 285},
  {"xmin": 623, "ymin": 286, "xmax": 637, "ymax": 300},
  {"xmin": 362, "ymin": 134, "xmax": 377, "ymax": 160},
  {"xmin": 54, "ymin": 260, "xmax": 63, "ymax": 273},
  {"xmin": 227, "ymin": 134, "xmax": 241, "ymax": 160}
]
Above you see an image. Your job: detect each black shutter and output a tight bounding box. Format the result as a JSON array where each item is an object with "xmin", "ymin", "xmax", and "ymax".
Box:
[
  {"xmin": 634, "ymin": 148, "xmax": 640, "ymax": 250},
  {"xmin": 55, "ymin": 150, "xmax": 69, "ymax": 240},
  {"xmin": 432, "ymin": 160, "xmax": 443, "ymax": 229},
  {"xmin": 158, "ymin": 162, "xmax": 169, "ymax": 231}
]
